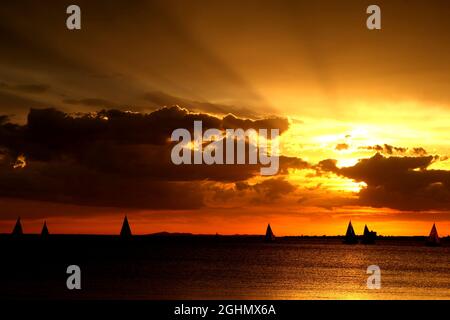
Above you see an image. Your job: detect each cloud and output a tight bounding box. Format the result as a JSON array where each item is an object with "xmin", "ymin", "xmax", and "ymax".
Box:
[
  {"xmin": 221, "ymin": 114, "xmax": 289, "ymax": 133},
  {"xmin": 335, "ymin": 143, "xmax": 349, "ymax": 151},
  {"xmin": 359, "ymin": 144, "xmax": 407, "ymax": 155},
  {"xmin": 279, "ymin": 156, "xmax": 311, "ymax": 173},
  {"xmin": 0, "ymin": 91, "xmax": 49, "ymax": 121},
  {"xmin": 236, "ymin": 178, "xmax": 296, "ymax": 202},
  {"xmin": 411, "ymin": 147, "xmax": 428, "ymax": 156},
  {"xmin": 143, "ymin": 91, "xmax": 262, "ymax": 118},
  {"xmin": 359, "ymin": 144, "xmax": 428, "ymax": 156},
  {"xmin": 63, "ymin": 98, "xmax": 119, "ymax": 109},
  {"xmin": 0, "ymin": 82, "xmax": 50, "ymax": 94},
  {"xmin": 0, "ymin": 107, "xmax": 303, "ymax": 210},
  {"xmin": 319, "ymin": 153, "xmax": 450, "ymax": 211},
  {"xmin": 316, "ymin": 158, "xmax": 339, "ymax": 173},
  {"xmin": 0, "ymin": 157, "xmax": 204, "ymax": 210},
  {"xmin": 207, "ymin": 178, "xmax": 297, "ymax": 206},
  {"xmin": 0, "ymin": 106, "xmax": 289, "ymax": 159}
]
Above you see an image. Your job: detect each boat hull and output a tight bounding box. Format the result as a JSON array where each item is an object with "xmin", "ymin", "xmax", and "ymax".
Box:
[{"xmin": 425, "ymin": 242, "xmax": 440, "ymax": 247}]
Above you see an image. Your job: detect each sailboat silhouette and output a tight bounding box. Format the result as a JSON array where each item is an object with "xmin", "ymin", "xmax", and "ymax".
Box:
[
  {"xmin": 120, "ymin": 216, "xmax": 132, "ymax": 238},
  {"xmin": 41, "ymin": 221, "xmax": 49, "ymax": 237},
  {"xmin": 343, "ymin": 221, "xmax": 358, "ymax": 244},
  {"xmin": 264, "ymin": 224, "xmax": 275, "ymax": 242},
  {"xmin": 425, "ymin": 223, "xmax": 440, "ymax": 247},
  {"xmin": 11, "ymin": 217, "xmax": 23, "ymax": 237},
  {"xmin": 361, "ymin": 225, "xmax": 377, "ymax": 244}
]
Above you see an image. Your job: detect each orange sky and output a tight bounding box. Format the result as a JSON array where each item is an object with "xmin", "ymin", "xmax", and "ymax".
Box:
[{"xmin": 0, "ymin": 0, "xmax": 450, "ymax": 236}]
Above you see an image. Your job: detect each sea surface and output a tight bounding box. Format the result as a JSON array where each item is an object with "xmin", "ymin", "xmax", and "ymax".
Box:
[{"xmin": 1, "ymin": 236, "xmax": 449, "ymax": 300}]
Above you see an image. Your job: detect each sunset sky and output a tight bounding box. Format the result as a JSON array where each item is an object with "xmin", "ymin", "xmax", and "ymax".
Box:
[{"xmin": 0, "ymin": 0, "xmax": 449, "ymax": 236}]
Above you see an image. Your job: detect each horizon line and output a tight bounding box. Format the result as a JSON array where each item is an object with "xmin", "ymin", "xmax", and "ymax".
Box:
[{"xmin": 1, "ymin": 231, "xmax": 448, "ymax": 238}]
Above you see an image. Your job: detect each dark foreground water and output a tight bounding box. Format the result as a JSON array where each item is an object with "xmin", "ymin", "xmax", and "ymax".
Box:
[{"xmin": 0, "ymin": 235, "xmax": 449, "ymax": 299}]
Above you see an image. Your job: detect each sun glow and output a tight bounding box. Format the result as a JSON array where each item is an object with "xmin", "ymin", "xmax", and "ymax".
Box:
[{"xmin": 13, "ymin": 154, "xmax": 27, "ymax": 169}]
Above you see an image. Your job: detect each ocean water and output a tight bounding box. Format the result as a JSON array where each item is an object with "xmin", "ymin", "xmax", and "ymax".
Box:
[{"xmin": 1, "ymin": 236, "xmax": 449, "ymax": 300}]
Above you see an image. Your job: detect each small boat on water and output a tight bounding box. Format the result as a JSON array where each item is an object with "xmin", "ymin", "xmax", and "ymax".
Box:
[
  {"xmin": 264, "ymin": 224, "xmax": 275, "ymax": 242},
  {"xmin": 120, "ymin": 215, "xmax": 132, "ymax": 239},
  {"xmin": 11, "ymin": 217, "xmax": 23, "ymax": 237},
  {"xmin": 361, "ymin": 225, "xmax": 377, "ymax": 244},
  {"xmin": 426, "ymin": 223, "xmax": 440, "ymax": 247},
  {"xmin": 41, "ymin": 221, "xmax": 49, "ymax": 237},
  {"xmin": 343, "ymin": 221, "xmax": 358, "ymax": 244}
]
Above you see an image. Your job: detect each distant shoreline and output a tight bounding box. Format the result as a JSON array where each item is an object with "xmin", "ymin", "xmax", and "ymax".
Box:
[{"xmin": 0, "ymin": 233, "xmax": 449, "ymax": 240}]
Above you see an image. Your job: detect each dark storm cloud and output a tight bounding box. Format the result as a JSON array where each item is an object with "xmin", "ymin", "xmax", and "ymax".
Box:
[
  {"xmin": 319, "ymin": 153, "xmax": 450, "ymax": 211},
  {"xmin": 0, "ymin": 107, "xmax": 303, "ymax": 209},
  {"xmin": 0, "ymin": 106, "xmax": 217, "ymax": 161},
  {"xmin": 0, "ymin": 106, "xmax": 289, "ymax": 160}
]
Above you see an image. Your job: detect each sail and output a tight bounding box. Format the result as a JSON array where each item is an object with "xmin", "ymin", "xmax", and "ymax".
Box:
[
  {"xmin": 361, "ymin": 224, "xmax": 376, "ymax": 244},
  {"xmin": 41, "ymin": 221, "xmax": 49, "ymax": 237},
  {"xmin": 12, "ymin": 217, "xmax": 23, "ymax": 236},
  {"xmin": 345, "ymin": 221, "xmax": 355, "ymax": 237},
  {"xmin": 363, "ymin": 225, "xmax": 369, "ymax": 236},
  {"xmin": 265, "ymin": 224, "xmax": 275, "ymax": 242},
  {"xmin": 343, "ymin": 221, "xmax": 358, "ymax": 244},
  {"xmin": 426, "ymin": 223, "xmax": 440, "ymax": 246},
  {"xmin": 120, "ymin": 216, "xmax": 132, "ymax": 238}
]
